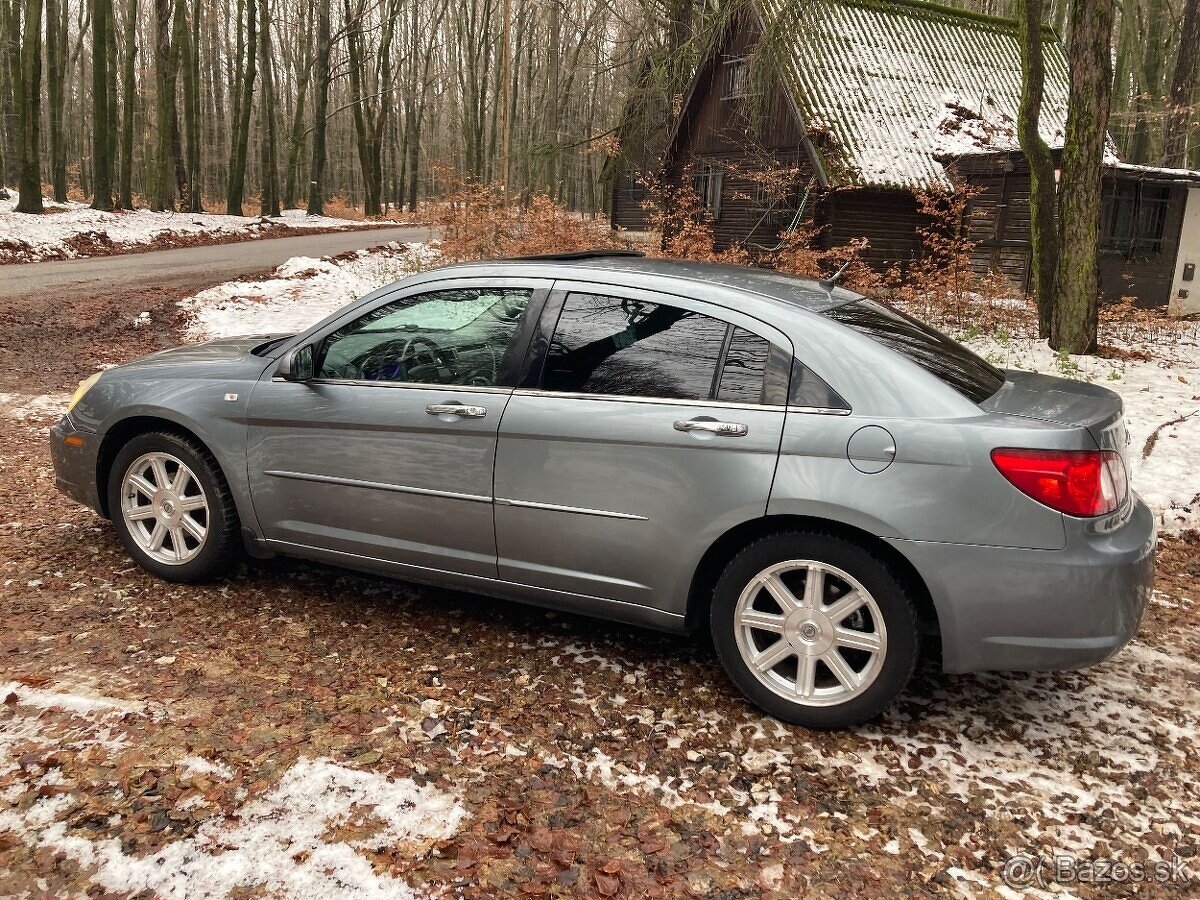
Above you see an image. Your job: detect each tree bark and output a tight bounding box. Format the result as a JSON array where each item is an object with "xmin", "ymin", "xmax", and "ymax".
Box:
[
  {"xmin": 92, "ymin": 0, "xmax": 114, "ymax": 208},
  {"xmin": 46, "ymin": 0, "xmax": 67, "ymax": 201},
  {"xmin": 282, "ymin": 0, "xmax": 313, "ymax": 209},
  {"xmin": 257, "ymin": 0, "xmax": 279, "ymax": 216},
  {"xmin": 1052, "ymin": 0, "xmax": 1115, "ymax": 355},
  {"xmin": 177, "ymin": 0, "xmax": 201, "ymax": 210},
  {"xmin": 1016, "ymin": 0, "xmax": 1059, "ymax": 338},
  {"xmin": 226, "ymin": 0, "xmax": 256, "ymax": 215},
  {"xmin": 118, "ymin": 0, "xmax": 136, "ymax": 208},
  {"xmin": 307, "ymin": 0, "xmax": 331, "ymax": 216},
  {"xmin": 14, "ymin": 0, "xmax": 43, "ymax": 213},
  {"xmin": 1162, "ymin": 0, "xmax": 1200, "ymax": 167},
  {"xmin": 152, "ymin": 0, "xmax": 175, "ymax": 210}
]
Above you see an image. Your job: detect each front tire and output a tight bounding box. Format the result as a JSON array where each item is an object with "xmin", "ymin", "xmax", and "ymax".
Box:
[
  {"xmin": 710, "ymin": 531, "xmax": 919, "ymax": 728},
  {"xmin": 107, "ymin": 432, "xmax": 241, "ymax": 583}
]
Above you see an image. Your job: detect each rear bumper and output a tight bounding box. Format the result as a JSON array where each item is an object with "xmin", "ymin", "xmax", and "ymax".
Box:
[
  {"xmin": 889, "ymin": 497, "xmax": 1155, "ymax": 674},
  {"xmin": 50, "ymin": 416, "xmax": 104, "ymax": 515}
]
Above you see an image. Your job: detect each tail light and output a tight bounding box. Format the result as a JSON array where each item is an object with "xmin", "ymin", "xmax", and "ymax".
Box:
[{"xmin": 991, "ymin": 448, "xmax": 1127, "ymax": 517}]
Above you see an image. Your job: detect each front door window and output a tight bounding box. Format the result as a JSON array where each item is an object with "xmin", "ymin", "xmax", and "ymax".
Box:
[{"xmin": 318, "ymin": 288, "xmax": 533, "ymax": 386}]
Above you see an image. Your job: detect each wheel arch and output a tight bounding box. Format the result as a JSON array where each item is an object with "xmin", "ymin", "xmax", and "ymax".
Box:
[
  {"xmin": 685, "ymin": 515, "xmax": 941, "ymax": 649},
  {"xmin": 96, "ymin": 415, "xmax": 225, "ymax": 518}
]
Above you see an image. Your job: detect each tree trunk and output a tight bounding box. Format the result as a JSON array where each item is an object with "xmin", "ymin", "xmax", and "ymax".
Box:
[
  {"xmin": 1052, "ymin": 0, "xmax": 1114, "ymax": 355},
  {"xmin": 14, "ymin": 0, "xmax": 43, "ymax": 213},
  {"xmin": 177, "ymin": 0, "xmax": 201, "ymax": 210},
  {"xmin": 152, "ymin": 0, "xmax": 174, "ymax": 210},
  {"xmin": 118, "ymin": 0, "xmax": 136, "ymax": 208},
  {"xmin": 1162, "ymin": 0, "xmax": 1200, "ymax": 167},
  {"xmin": 281, "ymin": 0, "xmax": 313, "ymax": 209},
  {"xmin": 307, "ymin": 0, "xmax": 331, "ymax": 216},
  {"xmin": 46, "ymin": 0, "xmax": 67, "ymax": 201},
  {"xmin": 257, "ymin": 0, "xmax": 279, "ymax": 216},
  {"xmin": 91, "ymin": 0, "xmax": 114, "ymax": 208},
  {"xmin": 1016, "ymin": 0, "xmax": 1059, "ymax": 338},
  {"xmin": 226, "ymin": 0, "xmax": 256, "ymax": 215}
]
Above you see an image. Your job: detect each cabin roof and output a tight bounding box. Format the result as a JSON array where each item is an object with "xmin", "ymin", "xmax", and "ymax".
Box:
[{"xmin": 750, "ymin": 0, "xmax": 1074, "ymax": 190}]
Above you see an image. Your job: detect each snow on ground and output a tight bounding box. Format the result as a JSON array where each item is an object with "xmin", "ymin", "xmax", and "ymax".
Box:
[
  {"xmin": 180, "ymin": 242, "xmax": 440, "ymax": 340},
  {"xmin": 0, "ymin": 681, "xmax": 467, "ymax": 899},
  {"xmin": 0, "ymin": 190, "xmax": 403, "ymax": 263}
]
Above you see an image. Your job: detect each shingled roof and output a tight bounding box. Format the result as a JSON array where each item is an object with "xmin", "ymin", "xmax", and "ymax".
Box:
[{"xmin": 753, "ymin": 0, "xmax": 1072, "ymax": 190}]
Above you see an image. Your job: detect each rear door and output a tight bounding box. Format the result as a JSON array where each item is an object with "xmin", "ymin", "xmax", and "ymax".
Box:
[
  {"xmin": 492, "ymin": 283, "xmax": 790, "ymax": 616},
  {"xmin": 246, "ymin": 278, "xmax": 550, "ymax": 577}
]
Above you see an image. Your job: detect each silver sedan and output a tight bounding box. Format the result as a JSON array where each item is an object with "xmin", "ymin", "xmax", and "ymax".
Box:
[{"xmin": 50, "ymin": 253, "xmax": 1155, "ymax": 727}]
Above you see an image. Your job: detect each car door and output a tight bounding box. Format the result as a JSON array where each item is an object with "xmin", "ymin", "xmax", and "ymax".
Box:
[
  {"xmin": 492, "ymin": 283, "xmax": 791, "ymax": 617},
  {"xmin": 246, "ymin": 278, "xmax": 551, "ymax": 578}
]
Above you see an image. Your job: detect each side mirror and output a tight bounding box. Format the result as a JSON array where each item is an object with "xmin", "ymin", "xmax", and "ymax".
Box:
[{"xmin": 277, "ymin": 344, "xmax": 315, "ymax": 382}]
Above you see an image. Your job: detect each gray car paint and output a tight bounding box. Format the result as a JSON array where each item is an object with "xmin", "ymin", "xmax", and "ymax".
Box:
[{"xmin": 51, "ymin": 256, "xmax": 1155, "ymax": 673}]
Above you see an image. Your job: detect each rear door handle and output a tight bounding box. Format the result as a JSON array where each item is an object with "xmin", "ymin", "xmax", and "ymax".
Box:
[
  {"xmin": 426, "ymin": 404, "xmax": 487, "ymax": 418},
  {"xmin": 674, "ymin": 419, "xmax": 748, "ymax": 437}
]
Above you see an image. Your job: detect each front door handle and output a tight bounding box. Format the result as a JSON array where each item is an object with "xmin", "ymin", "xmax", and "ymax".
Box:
[
  {"xmin": 674, "ymin": 418, "xmax": 748, "ymax": 437},
  {"xmin": 426, "ymin": 404, "xmax": 487, "ymax": 418}
]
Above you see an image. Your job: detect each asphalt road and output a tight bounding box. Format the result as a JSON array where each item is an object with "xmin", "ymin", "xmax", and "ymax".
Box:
[{"xmin": 0, "ymin": 225, "xmax": 432, "ymax": 301}]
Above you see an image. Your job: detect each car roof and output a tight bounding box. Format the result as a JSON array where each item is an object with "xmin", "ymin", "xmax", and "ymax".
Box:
[{"xmin": 427, "ymin": 253, "xmax": 865, "ymax": 313}]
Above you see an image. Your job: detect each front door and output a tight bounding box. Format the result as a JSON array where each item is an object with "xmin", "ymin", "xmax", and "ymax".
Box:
[
  {"xmin": 492, "ymin": 285, "xmax": 790, "ymax": 616},
  {"xmin": 246, "ymin": 280, "xmax": 549, "ymax": 577}
]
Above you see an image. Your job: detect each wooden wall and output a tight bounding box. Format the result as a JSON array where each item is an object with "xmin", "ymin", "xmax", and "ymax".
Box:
[
  {"xmin": 819, "ymin": 188, "xmax": 929, "ymax": 270},
  {"xmin": 951, "ymin": 153, "xmax": 1189, "ymax": 307}
]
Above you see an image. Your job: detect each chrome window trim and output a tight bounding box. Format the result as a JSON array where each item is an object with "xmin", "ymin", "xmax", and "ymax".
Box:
[
  {"xmin": 495, "ymin": 497, "xmax": 648, "ymax": 521},
  {"xmin": 264, "ymin": 469, "xmax": 492, "ymax": 504},
  {"xmin": 511, "ymin": 388, "xmax": 787, "ymax": 413},
  {"xmin": 271, "ymin": 378, "xmax": 515, "ymax": 395}
]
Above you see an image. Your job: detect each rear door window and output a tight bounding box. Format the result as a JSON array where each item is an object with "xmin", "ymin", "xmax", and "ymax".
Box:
[
  {"xmin": 543, "ymin": 293, "xmax": 730, "ymax": 401},
  {"xmin": 823, "ymin": 299, "xmax": 1004, "ymax": 403}
]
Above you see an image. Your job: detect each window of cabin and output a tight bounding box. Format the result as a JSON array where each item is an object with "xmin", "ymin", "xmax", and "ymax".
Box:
[
  {"xmin": 723, "ymin": 58, "xmax": 751, "ymax": 100},
  {"xmin": 693, "ymin": 165, "xmax": 723, "ymax": 221},
  {"xmin": 1100, "ymin": 182, "xmax": 1171, "ymax": 255}
]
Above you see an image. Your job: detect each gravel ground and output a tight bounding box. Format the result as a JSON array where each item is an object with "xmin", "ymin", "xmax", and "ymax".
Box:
[{"xmin": 0, "ymin": 284, "xmax": 1197, "ymax": 898}]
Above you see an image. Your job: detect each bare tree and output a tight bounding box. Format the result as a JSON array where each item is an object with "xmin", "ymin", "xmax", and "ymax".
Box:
[
  {"xmin": 306, "ymin": 0, "xmax": 330, "ymax": 215},
  {"xmin": 1016, "ymin": 0, "xmax": 1059, "ymax": 338},
  {"xmin": 226, "ymin": 0, "xmax": 257, "ymax": 214},
  {"xmin": 92, "ymin": 0, "xmax": 115, "ymax": 209},
  {"xmin": 1162, "ymin": 0, "xmax": 1199, "ymax": 167},
  {"xmin": 13, "ymin": 0, "xmax": 43, "ymax": 212}
]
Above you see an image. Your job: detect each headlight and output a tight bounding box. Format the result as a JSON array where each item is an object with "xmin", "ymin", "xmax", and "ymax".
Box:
[{"xmin": 68, "ymin": 372, "xmax": 103, "ymax": 412}]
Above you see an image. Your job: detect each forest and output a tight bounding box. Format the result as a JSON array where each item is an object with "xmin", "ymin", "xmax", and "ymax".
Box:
[{"xmin": 0, "ymin": 0, "xmax": 1196, "ymax": 219}]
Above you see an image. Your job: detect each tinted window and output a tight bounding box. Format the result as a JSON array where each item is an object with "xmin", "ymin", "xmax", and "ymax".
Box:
[
  {"xmin": 317, "ymin": 288, "xmax": 532, "ymax": 386},
  {"xmin": 716, "ymin": 328, "xmax": 769, "ymax": 403},
  {"xmin": 823, "ymin": 299, "xmax": 1004, "ymax": 403},
  {"xmin": 543, "ymin": 293, "xmax": 728, "ymax": 401}
]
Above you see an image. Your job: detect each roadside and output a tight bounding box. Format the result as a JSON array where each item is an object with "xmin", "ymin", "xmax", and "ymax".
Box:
[{"xmin": 0, "ymin": 190, "xmax": 423, "ymax": 265}]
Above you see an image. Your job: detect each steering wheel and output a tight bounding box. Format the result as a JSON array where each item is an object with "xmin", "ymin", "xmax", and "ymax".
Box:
[
  {"xmin": 360, "ymin": 334, "xmax": 445, "ymax": 382},
  {"xmin": 487, "ymin": 293, "xmax": 526, "ymax": 322}
]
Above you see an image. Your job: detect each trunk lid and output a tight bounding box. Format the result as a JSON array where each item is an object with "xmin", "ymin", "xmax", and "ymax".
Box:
[{"xmin": 981, "ymin": 369, "xmax": 1130, "ymax": 456}]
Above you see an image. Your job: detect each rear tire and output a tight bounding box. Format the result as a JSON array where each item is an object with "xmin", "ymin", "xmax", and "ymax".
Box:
[
  {"xmin": 107, "ymin": 431, "xmax": 241, "ymax": 583},
  {"xmin": 710, "ymin": 531, "xmax": 918, "ymax": 728}
]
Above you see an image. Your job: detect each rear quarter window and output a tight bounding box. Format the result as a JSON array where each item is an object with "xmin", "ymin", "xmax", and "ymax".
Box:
[{"xmin": 823, "ymin": 299, "xmax": 1004, "ymax": 404}]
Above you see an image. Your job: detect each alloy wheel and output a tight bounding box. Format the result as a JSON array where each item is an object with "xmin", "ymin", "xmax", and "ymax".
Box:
[
  {"xmin": 120, "ymin": 452, "xmax": 210, "ymax": 565},
  {"xmin": 733, "ymin": 560, "xmax": 887, "ymax": 707}
]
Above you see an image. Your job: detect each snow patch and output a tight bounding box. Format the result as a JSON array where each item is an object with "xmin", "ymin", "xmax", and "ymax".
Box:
[
  {"xmin": 180, "ymin": 242, "xmax": 440, "ymax": 340},
  {"xmin": 0, "ymin": 191, "xmax": 405, "ymax": 263}
]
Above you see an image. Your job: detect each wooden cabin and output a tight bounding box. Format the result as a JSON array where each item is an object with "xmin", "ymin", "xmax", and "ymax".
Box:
[{"xmin": 611, "ymin": 0, "xmax": 1200, "ymax": 310}]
